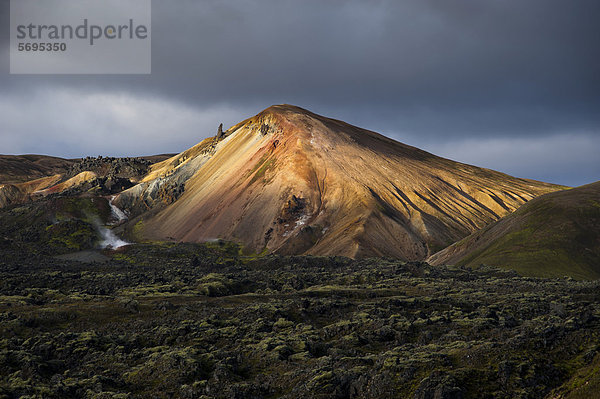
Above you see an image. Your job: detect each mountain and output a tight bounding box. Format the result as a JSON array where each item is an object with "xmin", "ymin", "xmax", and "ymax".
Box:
[
  {"xmin": 427, "ymin": 182, "xmax": 600, "ymax": 279},
  {"xmin": 116, "ymin": 104, "xmax": 564, "ymax": 259}
]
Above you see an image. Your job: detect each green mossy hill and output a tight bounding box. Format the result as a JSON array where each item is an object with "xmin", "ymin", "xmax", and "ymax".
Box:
[
  {"xmin": 0, "ymin": 196, "xmax": 111, "ymax": 256},
  {"xmin": 549, "ymin": 352, "xmax": 600, "ymax": 399},
  {"xmin": 1, "ymin": 241, "xmax": 600, "ymax": 398},
  {"xmin": 429, "ymin": 181, "xmax": 600, "ymax": 280}
]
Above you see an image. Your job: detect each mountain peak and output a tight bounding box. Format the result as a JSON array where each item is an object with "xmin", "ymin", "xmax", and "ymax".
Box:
[
  {"xmin": 235, "ymin": 104, "xmax": 414, "ymax": 157},
  {"xmin": 239, "ymin": 104, "xmax": 322, "ymax": 130},
  {"xmin": 259, "ymin": 104, "xmax": 312, "ymax": 115}
]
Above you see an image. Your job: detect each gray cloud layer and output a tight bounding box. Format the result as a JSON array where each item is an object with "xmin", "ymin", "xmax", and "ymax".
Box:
[{"xmin": 0, "ymin": 0, "xmax": 598, "ymax": 186}]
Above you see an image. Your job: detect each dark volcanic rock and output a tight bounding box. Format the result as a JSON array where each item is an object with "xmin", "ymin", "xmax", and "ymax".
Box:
[
  {"xmin": 414, "ymin": 371, "xmax": 463, "ymax": 399},
  {"xmin": 217, "ymin": 123, "xmax": 225, "ymax": 139},
  {"xmin": 65, "ymin": 156, "xmax": 152, "ymax": 182}
]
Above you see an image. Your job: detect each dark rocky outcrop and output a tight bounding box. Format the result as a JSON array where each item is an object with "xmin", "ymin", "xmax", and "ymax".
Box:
[
  {"xmin": 260, "ymin": 123, "xmax": 270, "ymax": 135},
  {"xmin": 277, "ymin": 195, "xmax": 306, "ymax": 225},
  {"xmin": 217, "ymin": 123, "xmax": 225, "ymax": 140},
  {"xmin": 65, "ymin": 156, "xmax": 152, "ymax": 181}
]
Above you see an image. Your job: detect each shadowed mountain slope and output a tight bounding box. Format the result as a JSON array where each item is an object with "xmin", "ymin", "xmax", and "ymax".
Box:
[
  {"xmin": 0, "ymin": 154, "xmax": 76, "ymax": 184},
  {"xmin": 117, "ymin": 105, "xmax": 564, "ymax": 259},
  {"xmin": 428, "ymin": 182, "xmax": 600, "ymax": 279}
]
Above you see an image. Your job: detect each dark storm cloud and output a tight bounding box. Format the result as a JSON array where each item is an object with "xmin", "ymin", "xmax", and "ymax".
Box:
[{"xmin": 0, "ymin": 0, "xmax": 598, "ymax": 186}]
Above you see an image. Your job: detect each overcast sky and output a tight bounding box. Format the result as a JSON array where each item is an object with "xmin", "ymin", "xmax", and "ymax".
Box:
[{"xmin": 1, "ymin": 0, "xmax": 599, "ymax": 186}]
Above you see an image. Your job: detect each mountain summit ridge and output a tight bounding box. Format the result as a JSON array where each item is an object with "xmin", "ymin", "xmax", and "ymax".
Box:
[{"xmin": 116, "ymin": 105, "xmax": 564, "ymax": 259}]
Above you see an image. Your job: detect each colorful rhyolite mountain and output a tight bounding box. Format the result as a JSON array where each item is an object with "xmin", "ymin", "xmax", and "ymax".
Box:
[{"xmin": 115, "ymin": 105, "xmax": 564, "ymax": 259}]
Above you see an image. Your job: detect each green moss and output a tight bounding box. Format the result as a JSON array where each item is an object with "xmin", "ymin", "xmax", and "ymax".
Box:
[
  {"xmin": 248, "ymin": 154, "xmax": 277, "ymax": 185},
  {"xmin": 456, "ymin": 193, "xmax": 600, "ymax": 279},
  {"xmin": 112, "ymin": 253, "xmax": 136, "ymax": 264},
  {"xmin": 44, "ymin": 219, "xmax": 98, "ymax": 253},
  {"xmin": 54, "ymin": 197, "xmax": 111, "ymax": 224},
  {"xmin": 1, "ymin": 235, "xmax": 599, "ymax": 398}
]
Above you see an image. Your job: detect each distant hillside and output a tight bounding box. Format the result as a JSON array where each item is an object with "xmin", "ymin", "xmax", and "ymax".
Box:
[
  {"xmin": 0, "ymin": 154, "xmax": 76, "ymax": 184},
  {"xmin": 428, "ymin": 182, "xmax": 600, "ymax": 280},
  {"xmin": 0, "ymin": 154, "xmax": 176, "ymax": 185},
  {"xmin": 0, "ymin": 154, "xmax": 176, "ymax": 208}
]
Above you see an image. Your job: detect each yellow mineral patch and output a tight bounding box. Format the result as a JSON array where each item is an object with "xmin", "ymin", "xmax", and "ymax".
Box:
[{"xmin": 35, "ymin": 171, "xmax": 98, "ymax": 196}]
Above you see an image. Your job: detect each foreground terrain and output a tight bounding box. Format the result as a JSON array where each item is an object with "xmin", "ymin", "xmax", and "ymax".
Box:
[{"xmin": 1, "ymin": 241, "xmax": 599, "ymax": 399}]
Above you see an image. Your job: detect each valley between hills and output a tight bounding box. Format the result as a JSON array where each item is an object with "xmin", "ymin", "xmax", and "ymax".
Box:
[{"xmin": 1, "ymin": 105, "xmax": 599, "ymax": 398}]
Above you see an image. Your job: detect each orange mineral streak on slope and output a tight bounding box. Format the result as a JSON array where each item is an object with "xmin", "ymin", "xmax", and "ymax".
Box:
[
  {"xmin": 18, "ymin": 174, "xmax": 63, "ymax": 193},
  {"xmin": 34, "ymin": 171, "xmax": 98, "ymax": 196},
  {"xmin": 137, "ymin": 105, "xmax": 563, "ymax": 260},
  {"xmin": 0, "ymin": 174, "xmax": 63, "ymax": 207}
]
